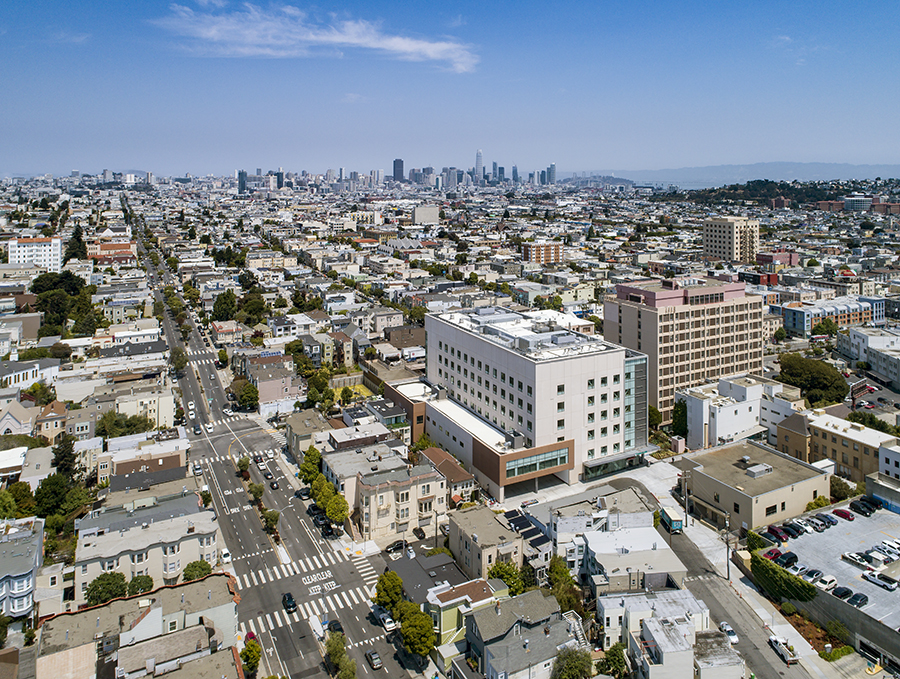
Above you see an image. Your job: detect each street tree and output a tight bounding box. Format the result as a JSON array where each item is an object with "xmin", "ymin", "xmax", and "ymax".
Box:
[
  {"xmin": 300, "ymin": 446, "xmax": 321, "ymax": 484},
  {"xmin": 374, "ymin": 571, "xmax": 403, "ymax": 611},
  {"xmin": 218, "ymin": 349, "xmax": 228, "ymax": 365},
  {"xmin": 248, "ymin": 482, "xmax": 265, "ymax": 504},
  {"xmin": 240, "ymin": 639, "xmax": 261, "ymax": 675},
  {"xmin": 170, "ymin": 346, "xmax": 188, "ymax": 373},
  {"xmin": 52, "ymin": 434, "xmax": 79, "ymax": 482},
  {"xmin": 487, "ymin": 560, "xmax": 524, "ymax": 596},
  {"xmin": 183, "ymin": 560, "xmax": 212, "ymax": 581},
  {"xmin": 239, "ymin": 383, "xmax": 259, "ymax": 410},
  {"xmin": 774, "ymin": 327, "xmax": 787, "ymax": 343},
  {"xmin": 237, "ymin": 456, "xmax": 250, "ymax": 473},
  {"xmin": 86, "ymin": 572, "xmax": 128, "ymax": 606},
  {"xmin": 326, "ymin": 494, "xmax": 349, "ymax": 526},
  {"xmin": 212, "ymin": 289, "xmax": 237, "ymax": 322},
  {"xmin": 0, "ymin": 491, "xmax": 16, "ymax": 519},
  {"xmin": 264, "ymin": 509, "xmax": 280, "ymax": 532},
  {"xmin": 401, "ymin": 611, "xmax": 436, "ymax": 658}
]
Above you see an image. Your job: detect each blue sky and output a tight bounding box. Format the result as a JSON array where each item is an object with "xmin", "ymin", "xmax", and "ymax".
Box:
[{"xmin": 2, "ymin": 1, "xmax": 898, "ymax": 177}]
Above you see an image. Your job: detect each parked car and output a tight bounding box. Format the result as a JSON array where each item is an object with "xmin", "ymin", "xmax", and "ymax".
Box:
[
  {"xmin": 762, "ymin": 548, "xmax": 782, "ymax": 561},
  {"xmin": 412, "ymin": 527, "xmax": 426, "ymax": 540},
  {"xmin": 848, "ymin": 592, "xmax": 869, "ymax": 608},
  {"xmin": 264, "ymin": 471, "xmax": 274, "ymax": 480},
  {"xmin": 832, "ymin": 586, "xmax": 853, "ymax": 600},
  {"xmin": 802, "ymin": 569, "xmax": 823, "ymax": 584},
  {"xmin": 296, "ymin": 488, "xmax": 311, "ymax": 500},
  {"xmin": 786, "ymin": 564, "xmax": 808, "ymax": 577},
  {"xmin": 780, "ymin": 524, "xmax": 802, "ymax": 539},
  {"xmin": 758, "ymin": 531, "xmax": 782, "ymax": 546},
  {"xmin": 379, "ymin": 613, "xmax": 397, "ymax": 632},
  {"xmin": 308, "ymin": 504, "xmax": 325, "ymax": 517},
  {"xmin": 386, "ymin": 540, "xmax": 409, "ymax": 554},
  {"xmin": 792, "ymin": 519, "xmax": 815, "ymax": 535},
  {"xmin": 221, "ymin": 548, "xmax": 231, "ymax": 564},
  {"xmin": 842, "ymin": 552, "xmax": 872, "ymax": 570},
  {"xmin": 815, "ymin": 575, "xmax": 838, "ymax": 591},
  {"xmin": 322, "ymin": 524, "xmax": 336, "ymax": 538},
  {"xmin": 774, "ymin": 552, "xmax": 798, "ymax": 568},
  {"xmin": 282, "ymin": 592, "xmax": 297, "ymax": 613},
  {"xmin": 205, "ymin": 422, "xmax": 214, "ymax": 433},
  {"xmin": 767, "ymin": 525, "xmax": 790, "ymax": 541},
  {"xmin": 439, "ymin": 524, "xmax": 450, "ymax": 536},
  {"xmin": 313, "ymin": 514, "xmax": 330, "ymax": 527},
  {"xmin": 806, "ymin": 517, "xmax": 826, "ymax": 532},
  {"xmin": 328, "ymin": 619, "xmax": 344, "ymax": 634},
  {"xmin": 269, "ymin": 481, "xmax": 279, "ymax": 490},
  {"xmin": 860, "ymin": 496, "xmax": 882, "ymax": 511},
  {"xmin": 719, "ymin": 621, "xmax": 739, "ymax": 644},
  {"xmin": 365, "ymin": 650, "xmax": 383, "ymax": 670},
  {"xmin": 863, "ymin": 571, "xmax": 899, "ymax": 591},
  {"xmin": 833, "ymin": 508, "xmax": 855, "ymax": 521},
  {"xmin": 193, "ymin": 424, "xmax": 202, "ymax": 435},
  {"xmin": 849, "ymin": 500, "xmax": 874, "ymax": 517},
  {"xmin": 816, "ymin": 513, "xmax": 839, "ymax": 526}
]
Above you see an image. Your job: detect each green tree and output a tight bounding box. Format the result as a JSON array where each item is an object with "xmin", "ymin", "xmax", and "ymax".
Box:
[
  {"xmin": 672, "ymin": 399, "xmax": 688, "ymax": 437},
  {"xmin": 648, "ymin": 405, "xmax": 662, "ymax": 430},
  {"xmin": 401, "ymin": 611, "xmax": 436, "ymax": 658},
  {"xmin": 8, "ymin": 482, "xmax": 35, "ymax": 517},
  {"xmin": 774, "ymin": 327, "xmax": 787, "ymax": 343},
  {"xmin": 374, "ymin": 570, "xmax": 403, "ymax": 611},
  {"xmin": 52, "ymin": 434, "xmax": 79, "ymax": 482},
  {"xmin": 264, "ymin": 509, "xmax": 280, "ymax": 532},
  {"xmin": 61, "ymin": 486, "xmax": 92, "ymax": 516},
  {"xmin": 240, "ymin": 638, "xmax": 262, "ymax": 675},
  {"xmin": 337, "ymin": 656, "xmax": 356, "ymax": 679},
  {"xmin": 300, "ymin": 446, "xmax": 321, "ymax": 484},
  {"xmin": 778, "ymin": 353, "xmax": 849, "ymax": 406},
  {"xmin": 596, "ymin": 642, "xmax": 627, "ymax": 679},
  {"xmin": 49, "ymin": 342, "xmax": 72, "ymax": 360},
  {"xmin": 831, "ymin": 475, "xmax": 854, "ymax": 501},
  {"xmin": 248, "ymin": 482, "xmax": 265, "ymax": 504},
  {"xmin": 340, "ymin": 386, "xmax": 354, "ymax": 405},
  {"xmin": 183, "ymin": 560, "xmax": 212, "ymax": 581},
  {"xmin": 239, "ymin": 383, "xmax": 259, "ymax": 410},
  {"xmin": 551, "ymin": 647, "xmax": 593, "ymax": 679},
  {"xmin": 487, "ymin": 560, "xmax": 524, "ymax": 596},
  {"xmin": 237, "ymin": 456, "xmax": 250, "ymax": 473},
  {"xmin": 24, "ymin": 382, "xmax": 55, "ymax": 407},
  {"xmin": 218, "ymin": 349, "xmax": 228, "ymax": 365},
  {"xmin": 166, "ymin": 257, "xmax": 178, "ymax": 271},
  {"xmin": 393, "ymin": 599, "xmax": 421, "ymax": 625},
  {"xmin": 64, "ymin": 223, "xmax": 87, "ymax": 262},
  {"xmin": 326, "ymin": 494, "xmax": 349, "ymax": 526},
  {"xmin": 212, "ymin": 289, "xmax": 237, "ymax": 321},
  {"xmin": 847, "ymin": 410, "xmax": 897, "ymax": 435},
  {"xmin": 806, "ymin": 258, "xmax": 820, "ymax": 267},
  {"xmin": 86, "ymin": 572, "xmax": 128, "ymax": 606},
  {"xmin": 200, "ymin": 490, "xmax": 212, "ymax": 507},
  {"xmin": 427, "ymin": 547, "xmax": 452, "ymax": 558},
  {"xmin": 170, "ymin": 346, "xmax": 188, "ymax": 373},
  {"xmin": 0, "ymin": 491, "xmax": 16, "ymax": 519},
  {"xmin": 325, "ymin": 631, "xmax": 346, "ymax": 667},
  {"xmin": 128, "ymin": 575, "xmax": 154, "ymax": 596},
  {"xmin": 37, "ymin": 289, "xmax": 72, "ymax": 327},
  {"xmin": 811, "ymin": 318, "xmax": 839, "ymax": 337},
  {"xmin": 318, "ymin": 482, "xmax": 335, "ymax": 509},
  {"xmin": 311, "ymin": 473, "xmax": 328, "ymax": 502},
  {"xmin": 34, "ymin": 473, "xmax": 68, "ymax": 517}
]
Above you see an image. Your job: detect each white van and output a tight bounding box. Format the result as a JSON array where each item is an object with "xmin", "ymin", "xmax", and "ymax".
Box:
[{"xmin": 309, "ymin": 614, "xmax": 325, "ymax": 641}]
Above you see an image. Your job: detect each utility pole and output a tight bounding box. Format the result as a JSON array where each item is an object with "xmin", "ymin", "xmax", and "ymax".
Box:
[{"xmin": 725, "ymin": 511, "xmax": 731, "ymax": 581}]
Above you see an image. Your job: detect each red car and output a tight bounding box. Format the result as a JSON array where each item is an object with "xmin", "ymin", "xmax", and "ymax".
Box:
[
  {"xmin": 833, "ymin": 508, "xmax": 855, "ymax": 521},
  {"xmin": 762, "ymin": 548, "xmax": 782, "ymax": 561}
]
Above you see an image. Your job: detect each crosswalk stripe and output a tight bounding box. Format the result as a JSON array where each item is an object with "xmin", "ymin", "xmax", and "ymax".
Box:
[
  {"xmin": 265, "ymin": 613, "xmax": 274, "ymax": 629},
  {"xmin": 248, "ymin": 619, "xmax": 257, "ymax": 635},
  {"xmin": 348, "ymin": 589, "xmax": 359, "ymax": 605},
  {"xmin": 250, "ymin": 572, "xmax": 258, "ymax": 586},
  {"xmin": 330, "ymin": 594, "xmax": 343, "ymax": 610},
  {"xmin": 281, "ymin": 564, "xmax": 290, "ymax": 577},
  {"xmin": 312, "ymin": 556, "xmax": 322, "ymax": 569},
  {"xmin": 298, "ymin": 560, "xmax": 308, "ymax": 572},
  {"xmin": 308, "ymin": 600, "xmax": 319, "ymax": 616},
  {"xmin": 341, "ymin": 591, "xmax": 351, "ymax": 607},
  {"xmin": 240, "ymin": 623, "xmax": 246, "ymax": 636},
  {"xmin": 271, "ymin": 568, "xmax": 281, "ymax": 580},
  {"xmin": 272, "ymin": 611, "xmax": 283, "ymax": 627},
  {"xmin": 292, "ymin": 611, "xmax": 300, "ymax": 623}
]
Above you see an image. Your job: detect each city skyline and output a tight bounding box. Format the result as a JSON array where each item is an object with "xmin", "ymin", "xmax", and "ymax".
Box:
[{"xmin": 3, "ymin": 1, "xmax": 899, "ymax": 177}]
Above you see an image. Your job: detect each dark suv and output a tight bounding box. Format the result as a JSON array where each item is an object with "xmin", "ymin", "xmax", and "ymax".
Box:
[
  {"xmin": 386, "ymin": 540, "xmax": 409, "ymax": 554},
  {"xmin": 849, "ymin": 500, "xmax": 873, "ymax": 517},
  {"xmin": 282, "ymin": 592, "xmax": 297, "ymax": 613}
]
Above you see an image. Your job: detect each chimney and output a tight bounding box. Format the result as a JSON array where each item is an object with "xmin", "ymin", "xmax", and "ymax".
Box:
[{"xmin": 495, "ymin": 602, "xmax": 501, "ymax": 616}]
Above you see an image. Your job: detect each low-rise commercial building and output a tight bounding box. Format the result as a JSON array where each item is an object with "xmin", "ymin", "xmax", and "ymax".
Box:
[{"xmin": 679, "ymin": 440, "xmax": 830, "ymax": 532}]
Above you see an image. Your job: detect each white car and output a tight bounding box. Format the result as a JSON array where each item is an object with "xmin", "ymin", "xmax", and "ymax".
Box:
[
  {"xmin": 842, "ymin": 552, "xmax": 872, "ymax": 570},
  {"xmin": 192, "ymin": 464, "xmax": 203, "ymax": 476},
  {"xmin": 786, "ymin": 563, "xmax": 808, "ymax": 577},
  {"xmin": 188, "ymin": 410, "xmax": 196, "ymax": 420},
  {"xmin": 205, "ymin": 423, "xmax": 214, "ymax": 433},
  {"xmin": 221, "ymin": 549, "xmax": 232, "ymax": 564},
  {"xmin": 188, "ymin": 401, "xmax": 196, "ymax": 410},
  {"xmin": 379, "ymin": 613, "xmax": 397, "ymax": 632},
  {"xmin": 815, "ymin": 575, "xmax": 837, "ymax": 591},
  {"xmin": 719, "ymin": 621, "xmax": 738, "ymax": 644},
  {"xmin": 792, "ymin": 518, "xmax": 815, "ymax": 535}
]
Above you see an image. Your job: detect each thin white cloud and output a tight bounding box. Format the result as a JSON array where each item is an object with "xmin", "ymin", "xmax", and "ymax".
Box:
[
  {"xmin": 341, "ymin": 93, "xmax": 366, "ymax": 104},
  {"xmin": 196, "ymin": 0, "xmax": 229, "ymax": 7},
  {"xmin": 154, "ymin": 3, "xmax": 479, "ymax": 73},
  {"xmin": 49, "ymin": 30, "xmax": 90, "ymax": 44}
]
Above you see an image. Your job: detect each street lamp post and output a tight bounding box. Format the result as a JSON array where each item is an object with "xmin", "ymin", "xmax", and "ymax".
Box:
[{"xmin": 725, "ymin": 511, "xmax": 731, "ymax": 581}]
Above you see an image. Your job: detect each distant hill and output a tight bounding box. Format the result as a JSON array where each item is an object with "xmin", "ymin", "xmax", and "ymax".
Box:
[{"xmin": 596, "ymin": 162, "xmax": 900, "ymax": 189}]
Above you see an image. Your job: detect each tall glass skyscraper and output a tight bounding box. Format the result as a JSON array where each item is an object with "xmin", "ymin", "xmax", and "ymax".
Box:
[{"xmin": 475, "ymin": 149, "xmax": 483, "ymax": 180}]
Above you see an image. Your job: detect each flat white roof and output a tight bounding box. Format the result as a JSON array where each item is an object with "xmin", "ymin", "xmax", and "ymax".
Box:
[{"xmin": 809, "ymin": 411, "xmax": 896, "ymax": 447}]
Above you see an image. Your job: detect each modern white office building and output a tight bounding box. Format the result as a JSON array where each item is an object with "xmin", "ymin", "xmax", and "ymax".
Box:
[
  {"xmin": 421, "ymin": 307, "xmax": 649, "ymax": 498},
  {"xmin": 8, "ymin": 237, "xmax": 63, "ymax": 273}
]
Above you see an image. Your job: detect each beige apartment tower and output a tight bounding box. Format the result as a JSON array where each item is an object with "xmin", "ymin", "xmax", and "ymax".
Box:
[
  {"xmin": 604, "ymin": 277, "xmax": 764, "ymax": 423},
  {"xmin": 702, "ymin": 216, "xmax": 760, "ymax": 263}
]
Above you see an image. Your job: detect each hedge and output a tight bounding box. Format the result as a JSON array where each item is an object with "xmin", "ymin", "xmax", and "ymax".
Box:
[
  {"xmin": 750, "ymin": 551, "xmax": 817, "ymax": 602},
  {"xmin": 819, "ymin": 645, "xmax": 854, "ymax": 662}
]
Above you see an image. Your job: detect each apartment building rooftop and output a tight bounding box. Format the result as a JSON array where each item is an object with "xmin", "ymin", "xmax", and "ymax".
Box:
[
  {"xmin": 452, "ymin": 505, "xmax": 519, "ymax": 547},
  {"xmin": 433, "ymin": 306, "xmax": 625, "ymax": 361},
  {"xmin": 77, "ymin": 510, "xmax": 216, "ymax": 562},
  {"xmin": 598, "ymin": 588, "xmax": 708, "ymax": 618},
  {"xmin": 807, "ymin": 410, "xmax": 897, "ymax": 447},
  {"xmin": 37, "ymin": 573, "xmax": 235, "ymax": 656},
  {"xmin": 687, "ymin": 441, "xmax": 825, "ymax": 496}
]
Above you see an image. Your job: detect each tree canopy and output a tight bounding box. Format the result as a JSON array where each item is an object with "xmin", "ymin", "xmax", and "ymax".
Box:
[
  {"xmin": 811, "ymin": 318, "xmax": 839, "ymax": 337},
  {"xmin": 86, "ymin": 572, "xmax": 128, "ymax": 606},
  {"xmin": 299, "ymin": 446, "xmax": 321, "ymax": 484},
  {"xmin": 777, "ymin": 353, "xmax": 849, "ymax": 406},
  {"xmin": 128, "ymin": 575, "xmax": 154, "ymax": 596},
  {"xmin": 487, "ymin": 560, "xmax": 524, "ymax": 596},
  {"xmin": 326, "ymin": 494, "xmax": 349, "ymax": 526},
  {"xmin": 596, "ymin": 642, "xmax": 628, "ymax": 679},
  {"xmin": 401, "ymin": 610, "xmax": 436, "ymax": 658},
  {"xmin": 183, "ymin": 560, "xmax": 212, "ymax": 581},
  {"xmin": 374, "ymin": 571, "xmax": 403, "ymax": 611},
  {"xmin": 239, "ymin": 383, "xmax": 259, "ymax": 410},
  {"xmin": 550, "ymin": 647, "xmax": 593, "ymax": 679}
]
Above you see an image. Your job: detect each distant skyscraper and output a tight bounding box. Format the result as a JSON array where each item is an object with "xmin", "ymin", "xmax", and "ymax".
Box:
[
  {"xmin": 547, "ymin": 163, "xmax": 556, "ymax": 185},
  {"xmin": 475, "ymin": 150, "xmax": 483, "ymax": 180},
  {"xmin": 492, "ymin": 161, "xmax": 498, "ymax": 180},
  {"xmin": 512, "ymin": 166, "xmax": 519, "ymax": 183},
  {"xmin": 339, "ymin": 167, "xmax": 345, "ymax": 181},
  {"xmin": 498, "ymin": 166, "xmax": 505, "ymax": 181},
  {"xmin": 393, "ymin": 159, "xmax": 404, "ymax": 182},
  {"xmin": 275, "ymin": 171, "xmax": 284, "ymax": 189},
  {"xmin": 238, "ymin": 170, "xmax": 247, "ymax": 194}
]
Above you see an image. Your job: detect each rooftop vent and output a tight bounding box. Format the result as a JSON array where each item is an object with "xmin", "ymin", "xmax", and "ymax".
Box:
[{"xmin": 746, "ymin": 463, "xmax": 773, "ymax": 478}]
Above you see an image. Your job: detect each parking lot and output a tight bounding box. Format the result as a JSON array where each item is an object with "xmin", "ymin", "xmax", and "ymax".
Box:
[{"xmin": 777, "ymin": 502, "xmax": 900, "ymax": 627}]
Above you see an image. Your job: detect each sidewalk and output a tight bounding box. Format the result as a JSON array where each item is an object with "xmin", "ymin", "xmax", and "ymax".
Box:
[{"xmin": 626, "ymin": 459, "xmax": 871, "ymax": 679}]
